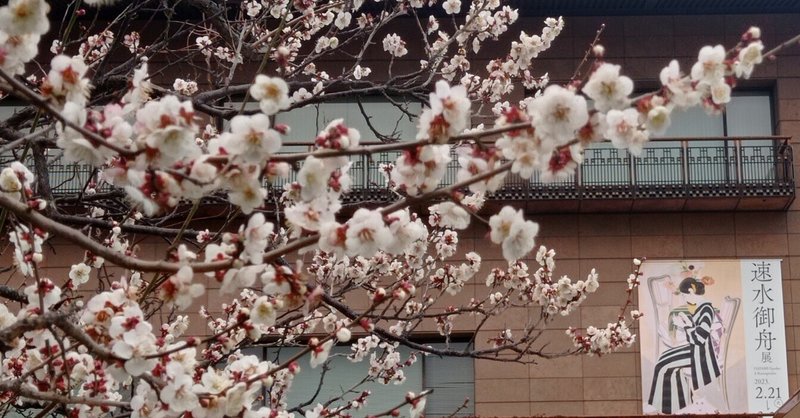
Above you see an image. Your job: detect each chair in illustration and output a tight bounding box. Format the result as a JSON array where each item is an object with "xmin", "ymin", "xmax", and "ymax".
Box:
[
  {"xmin": 716, "ymin": 295, "xmax": 741, "ymax": 411},
  {"xmin": 646, "ymin": 275, "xmax": 678, "ymax": 359}
]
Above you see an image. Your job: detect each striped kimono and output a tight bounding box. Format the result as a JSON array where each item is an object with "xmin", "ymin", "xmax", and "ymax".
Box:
[{"xmin": 647, "ymin": 302, "xmax": 721, "ymax": 414}]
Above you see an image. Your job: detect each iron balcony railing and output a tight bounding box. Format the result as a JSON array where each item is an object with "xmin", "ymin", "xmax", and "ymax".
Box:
[{"xmin": 2, "ymin": 136, "xmax": 794, "ymax": 203}]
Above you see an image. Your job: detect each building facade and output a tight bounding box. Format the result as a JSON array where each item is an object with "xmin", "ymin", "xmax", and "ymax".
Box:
[{"xmin": 2, "ymin": 2, "xmax": 800, "ymax": 416}]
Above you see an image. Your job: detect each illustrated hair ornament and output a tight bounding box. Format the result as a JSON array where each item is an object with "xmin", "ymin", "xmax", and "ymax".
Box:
[
  {"xmin": 673, "ymin": 263, "xmax": 715, "ymax": 295},
  {"xmin": 701, "ymin": 275, "xmax": 715, "ymax": 286}
]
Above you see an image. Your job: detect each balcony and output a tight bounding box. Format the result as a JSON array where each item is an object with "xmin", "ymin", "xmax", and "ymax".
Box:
[
  {"xmin": 492, "ymin": 136, "xmax": 796, "ymax": 212},
  {"xmin": 9, "ymin": 136, "xmax": 795, "ymax": 213}
]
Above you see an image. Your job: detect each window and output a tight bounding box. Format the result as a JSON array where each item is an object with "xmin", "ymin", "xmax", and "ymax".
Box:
[
  {"xmin": 662, "ymin": 92, "xmax": 773, "ymax": 138},
  {"xmin": 246, "ymin": 341, "xmax": 475, "ymax": 417},
  {"xmin": 274, "ymin": 97, "xmax": 421, "ymax": 144},
  {"xmin": 275, "ymin": 98, "xmax": 422, "ymax": 188},
  {"xmin": 583, "ymin": 92, "xmax": 777, "ymax": 186},
  {"xmin": 226, "ymin": 98, "xmax": 421, "ymax": 191}
]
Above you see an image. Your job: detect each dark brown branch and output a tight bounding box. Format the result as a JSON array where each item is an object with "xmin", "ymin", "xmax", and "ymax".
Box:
[
  {"xmin": 0, "ymin": 311, "xmax": 64, "ymax": 352},
  {"xmin": 51, "ymin": 213, "xmax": 205, "ymax": 239},
  {"xmin": 0, "ymin": 285, "xmax": 26, "ymax": 304},
  {"xmin": 0, "ymin": 193, "xmax": 231, "ymax": 274}
]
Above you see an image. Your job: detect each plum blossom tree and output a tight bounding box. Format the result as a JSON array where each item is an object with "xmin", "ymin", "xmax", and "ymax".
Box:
[{"xmin": 0, "ymin": 0, "xmax": 793, "ymax": 417}]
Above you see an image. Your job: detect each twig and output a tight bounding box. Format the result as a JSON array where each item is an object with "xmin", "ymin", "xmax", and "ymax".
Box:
[
  {"xmin": 0, "ymin": 193, "xmax": 231, "ymax": 274},
  {"xmin": 0, "ymin": 68, "xmax": 135, "ymax": 158}
]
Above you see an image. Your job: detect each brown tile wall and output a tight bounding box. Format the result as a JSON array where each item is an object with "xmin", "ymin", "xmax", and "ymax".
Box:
[
  {"xmin": 458, "ymin": 210, "xmax": 796, "ymax": 416},
  {"xmin": 455, "ymin": 12, "xmax": 800, "ymax": 416},
  {"xmin": 456, "ymin": 12, "xmax": 800, "ymax": 416}
]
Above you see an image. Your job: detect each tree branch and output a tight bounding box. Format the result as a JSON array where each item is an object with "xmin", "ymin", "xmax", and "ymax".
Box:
[{"xmin": 0, "ymin": 193, "xmax": 231, "ymax": 274}]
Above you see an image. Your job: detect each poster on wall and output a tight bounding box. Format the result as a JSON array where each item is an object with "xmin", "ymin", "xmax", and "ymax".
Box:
[{"xmin": 638, "ymin": 259, "xmax": 788, "ymax": 415}]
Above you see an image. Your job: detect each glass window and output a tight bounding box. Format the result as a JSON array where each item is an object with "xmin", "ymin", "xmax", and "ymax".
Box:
[
  {"xmin": 226, "ymin": 98, "xmax": 420, "ymax": 190},
  {"xmin": 725, "ymin": 94, "xmax": 773, "ymax": 137},
  {"xmin": 662, "ymin": 107, "xmax": 725, "ymax": 138},
  {"xmin": 255, "ymin": 341, "xmax": 474, "ymax": 417},
  {"xmin": 274, "ymin": 98, "xmax": 421, "ymax": 144},
  {"xmin": 726, "ymin": 94, "xmax": 776, "ymax": 182}
]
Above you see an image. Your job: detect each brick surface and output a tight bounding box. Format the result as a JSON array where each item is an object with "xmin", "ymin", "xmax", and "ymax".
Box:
[
  {"xmin": 475, "ymin": 402, "xmax": 530, "ymax": 417},
  {"xmin": 583, "ymin": 377, "xmax": 640, "ymax": 401},
  {"xmin": 530, "ymin": 377, "xmax": 585, "ymax": 402},
  {"xmin": 475, "ymin": 378, "xmax": 530, "ymax": 403}
]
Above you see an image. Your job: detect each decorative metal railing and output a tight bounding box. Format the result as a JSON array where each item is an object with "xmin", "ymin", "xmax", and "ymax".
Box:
[{"xmin": 1, "ymin": 136, "xmax": 794, "ymax": 203}]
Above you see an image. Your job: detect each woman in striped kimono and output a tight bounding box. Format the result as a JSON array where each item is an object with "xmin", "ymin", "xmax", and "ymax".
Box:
[{"xmin": 647, "ymin": 277, "xmax": 721, "ymax": 414}]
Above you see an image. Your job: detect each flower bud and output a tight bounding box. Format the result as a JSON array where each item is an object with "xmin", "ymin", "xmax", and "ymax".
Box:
[{"xmin": 336, "ymin": 327, "xmax": 351, "ymax": 342}]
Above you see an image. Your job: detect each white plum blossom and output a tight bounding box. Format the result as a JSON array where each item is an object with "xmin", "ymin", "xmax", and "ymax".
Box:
[
  {"xmin": 382, "ymin": 33, "xmax": 408, "ymax": 57},
  {"xmin": 582, "ymin": 63, "xmax": 634, "ymax": 112},
  {"xmin": 0, "ymin": 161, "xmax": 33, "ymax": 197},
  {"xmin": 221, "ymin": 113, "xmax": 282, "ymax": 163},
  {"xmin": 428, "ymin": 16, "xmax": 439, "ymax": 33},
  {"xmin": 42, "ymin": 54, "xmax": 90, "ymax": 107},
  {"xmin": 111, "ymin": 320, "xmax": 158, "ymax": 376},
  {"xmin": 489, "ymin": 206, "xmax": 539, "ymax": 262},
  {"xmin": 0, "ymin": 8, "xmax": 775, "ymax": 418},
  {"xmin": 540, "ymin": 144, "xmax": 583, "ymax": 183},
  {"xmin": 345, "ymin": 208, "xmax": 393, "ymax": 257},
  {"xmin": 316, "ymin": 119, "xmax": 360, "ymax": 150},
  {"xmin": 353, "ymin": 64, "xmax": 371, "ymax": 80},
  {"xmin": 417, "ymin": 80, "xmax": 471, "ymax": 143},
  {"xmin": 456, "ymin": 147, "xmax": 508, "ymax": 193},
  {"xmin": 173, "ymin": 78, "xmax": 199, "ymax": 95},
  {"xmin": 57, "ymin": 103, "xmax": 123, "ymax": 167},
  {"xmin": 690, "ymin": 45, "xmax": 726, "ymax": 85},
  {"xmin": 69, "ymin": 263, "xmax": 92, "ymax": 286},
  {"xmin": 225, "ymin": 164, "xmax": 268, "ymax": 214},
  {"xmin": 135, "ymin": 95, "xmax": 200, "ymax": 165},
  {"xmin": 408, "ymin": 393, "xmax": 427, "ymax": 418},
  {"xmin": 443, "ymin": 0, "xmax": 461, "ymax": 14},
  {"xmin": 250, "ymin": 75, "xmax": 291, "ymax": 115},
  {"xmin": 646, "ymin": 105, "xmax": 672, "ymax": 135},
  {"xmin": 0, "ymin": 32, "xmax": 40, "ymax": 75},
  {"xmin": 0, "ymin": 0, "xmax": 50, "ymax": 36},
  {"xmin": 529, "ymin": 85, "xmax": 588, "ymax": 144},
  {"xmin": 159, "ymin": 266, "xmax": 204, "ymax": 310},
  {"xmin": 428, "ymin": 201, "xmax": 470, "ymax": 230},
  {"xmin": 336, "ymin": 327, "xmax": 352, "ymax": 342},
  {"xmin": 24, "ymin": 278, "xmax": 61, "ymax": 310},
  {"xmin": 244, "ymin": 0, "xmax": 262, "ymax": 17},
  {"xmin": 568, "ymin": 320, "xmax": 635, "ymax": 355},
  {"xmin": 297, "ymin": 156, "xmax": 334, "ymax": 202},
  {"xmin": 335, "ymin": 12, "xmax": 352, "ymax": 29},
  {"xmin": 659, "ymin": 60, "xmax": 701, "ymax": 109},
  {"xmin": 241, "ymin": 213, "xmax": 274, "ymax": 264},
  {"xmin": 384, "ymin": 209, "xmax": 427, "ymax": 255},
  {"xmin": 315, "ymin": 36, "xmax": 339, "ymax": 53},
  {"xmin": 161, "ymin": 371, "xmax": 199, "ymax": 413},
  {"xmin": 391, "ymin": 144, "xmax": 451, "ymax": 196},
  {"xmin": 123, "ymin": 63, "xmax": 152, "ymax": 112},
  {"xmin": 318, "ymin": 221, "xmax": 346, "ymax": 256},
  {"xmin": 605, "ymin": 108, "xmax": 648, "ymax": 155},
  {"xmin": 310, "ymin": 339, "xmax": 334, "ymax": 368},
  {"xmin": 250, "ymin": 296, "xmax": 278, "ymax": 326},
  {"xmin": 735, "ymin": 41, "xmax": 763, "ymax": 79},
  {"xmin": 710, "ymin": 79, "xmax": 732, "ymax": 105}
]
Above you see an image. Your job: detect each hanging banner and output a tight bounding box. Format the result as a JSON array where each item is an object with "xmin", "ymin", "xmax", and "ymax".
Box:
[{"xmin": 638, "ymin": 259, "xmax": 788, "ymax": 415}]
